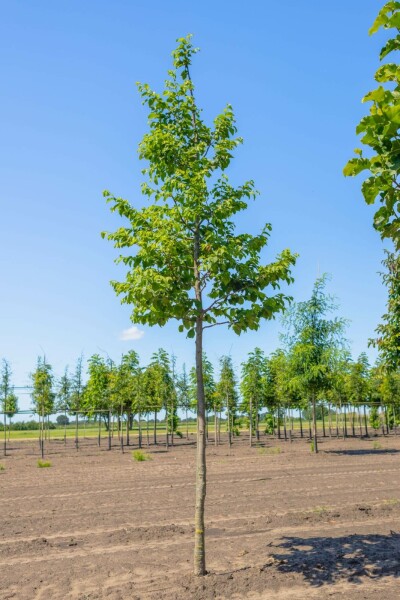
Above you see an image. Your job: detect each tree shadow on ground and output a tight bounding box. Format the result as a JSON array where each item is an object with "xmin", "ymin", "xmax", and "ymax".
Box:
[
  {"xmin": 325, "ymin": 448, "xmax": 400, "ymax": 456},
  {"xmin": 270, "ymin": 532, "xmax": 400, "ymax": 586}
]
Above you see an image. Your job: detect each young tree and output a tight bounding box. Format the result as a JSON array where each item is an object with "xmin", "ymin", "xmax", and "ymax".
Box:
[
  {"xmin": 31, "ymin": 357, "xmax": 55, "ymax": 456},
  {"xmin": 177, "ymin": 364, "xmax": 191, "ymax": 439},
  {"xmin": 57, "ymin": 367, "xmax": 71, "ymax": 412},
  {"xmin": 283, "ymin": 275, "xmax": 347, "ymax": 453},
  {"xmin": 216, "ymin": 356, "xmax": 238, "ymax": 446},
  {"xmin": 102, "ymin": 36, "xmax": 296, "ymax": 575},
  {"xmin": 0, "ymin": 360, "xmax": 18, "ymax": 416},
  {"xmin": 57, "ymin": 367, "xmax": 71, "ymax": 442},
  {"xmin": 344, "ymin": 2, "xmax": 400, "ymax": 247},
  {"xmin": 189, "ymin": 353, "xmax": 216, "ymax": 442},
  {"xmin": 84, "ymin": 354, "xmax": 112, "ymax": 446},
  {"xmin": 240, "ymin": 348, "xmax": 267, "ymax": 445},
  {"xmin": 31, "ymin": 357, "xmax": 55, "ymax": 416},
  {"xmin": 0, "ymin": 360, "xmax": 19, "ymax": 450},
  {"xmin": 345, "ymin": 353, "xmax": 371, "ymax": 436},
  {"xmin": 371, "ymin": 251, "xmax": 400, "ymax": 371}
]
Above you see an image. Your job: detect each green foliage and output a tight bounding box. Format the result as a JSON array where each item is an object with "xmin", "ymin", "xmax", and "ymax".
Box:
[
  {"xmin": 216, "ymin": 355, "xmax": 238, "ymax": 418},
  {"xmin": 31, "ymin": 357, "xmax": 55, "ymax": 416},
  {"xmin": 264, "ymin": 412, "xmax": 275, "ymax": 434},
  {"xmin": 56, "ymin": 414, "xmax": 70, "ymax": 426},
  {"xmin": 189, "ymin": 353, "xmax": 216, "ymax": 412},
  {"xmin": 369, "ymin": 405, "xmax": 381, "ymax": 430},
  {"xmin": 102, "ymin": 34, "xmax": 296, "ymax": 340},
  {"xmin": 283, "ymin": 275, "xmax": 348, "ymax": 399},
  {"xmin": 371, "ymin": 251, "xmax": 400, "ymax": 371},
  {"xmin": 344, "ymin": 2, "xmax": 400, "ymax": 247},
  {"xmin": 0, "ymin": 359, "xmax": 19, "ymax": 417},
  {"xmin": 345, "ymin": 353, "xmax": 371, "ymax": 405},
  {"xmin": 240, "ymin": 348, "xmax": 268, "ymax": 414},
  {"xmin": 131, "ymin": 449, "xmax": 152, "ymax": 462},
  {"xmin": 37, "ymin": 460, "xmax": 52, "ymax": 468},
  {"xmin": 0, "ymin": 464, "xmax": 5, "ymax": 471}
]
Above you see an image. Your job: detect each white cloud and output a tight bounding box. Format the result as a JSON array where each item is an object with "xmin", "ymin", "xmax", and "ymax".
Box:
[{"xmin": 119, "ymin": 326, "xmax": 145, "ymax": 341}]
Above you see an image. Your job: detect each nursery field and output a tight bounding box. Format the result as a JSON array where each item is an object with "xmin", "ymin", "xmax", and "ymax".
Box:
[{"xmin": 1, "ymin": 435, "xmax": 400, "ymax": 600}]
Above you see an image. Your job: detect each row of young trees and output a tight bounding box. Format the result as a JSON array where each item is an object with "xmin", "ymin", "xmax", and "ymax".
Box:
[{"xmin": 2, "ymin": 278, "xmax": 399, "ymax": 445}]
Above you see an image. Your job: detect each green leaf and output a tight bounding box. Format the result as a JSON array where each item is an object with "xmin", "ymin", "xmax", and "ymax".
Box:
[{"xmin": 343, "ymin": 158, "xmax": 370, "ymax": 177}]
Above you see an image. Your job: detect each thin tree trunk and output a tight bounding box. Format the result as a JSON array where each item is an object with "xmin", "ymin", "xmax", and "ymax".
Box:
[
  {"xmin": 299, "ymin": 412, "xmax": 303, "ymax": 438},
  {"xmin": 336, "ymin": 406, "xmax": 339, "ymax": 438},
  {"xmin": 256, "ymin": 400, "xmax": 260, "ymax": 442},
  {"xmin": 154, "ymin": 411, "xmax": 157, "ymax": 445},
  {"xmin": 64, "ymin": 409, "xmax": 67, "ymax": 445},
  {"xmin": 277, "ymin": 405, "xmax": 281, "ymax": 439},
  {"xmin": 312, "ymin": 394, "xmax": 318, "ymax": 453},
  {"xmin": 126, "ymin": 411, "xmax": 130, "ymax": 446},
  {"xmin": 363, "ymin": 405, "xmax": 369, "ymax": 437},
  {"xmin": 322, "ymin": 405, "xmax": 326, "ymax": 437},
  {"xmin": 3, "ymin": 412, "xmax": 6, "ymax": 457},
  {"xmin": 249, "ymin": 396, "xmax": 253, "ymax": 447},
  {"xmin": 358, "ymin": 406, "xmax": 362, "ymax": 438},
  {"xmin": 227, "ymin": 404, "xmax": 232, "ymax": 447},
  {"xmin": 328, "ymin": 403, "xmax": 332, "ymax": 438},
  {"xmin": 214, "ymin": 405, "xmax": 218, "ymax": 446},
  {"xmin": 108, "ymin": 411, "xmax": 111, "ymax": 450},
  {"xmin": 75, "ymin": 413, "xmax": 79, "ymax": 451},
  {"xmin": 98, "ymin": 414, "xmax": 101, "ymax": 447},
  {"xmin": 283, "ymin": 407, "xmax": 287, "ymax": 441},
  {"xmin": 194, "ymin": 316, "xmax": 206, "ymax": 576},
  {"xmin": 186, "ymin": 408, "xmax": 189, "ymax": 440},
  {"xmin": 138, "ymin": 411, "xmax": 142, "ymax": 448}
]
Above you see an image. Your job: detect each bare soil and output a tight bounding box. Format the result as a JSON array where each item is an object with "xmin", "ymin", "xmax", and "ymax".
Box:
[{"xmin": 1, "ymin": 433, "xmax": 400, "ymax": 599}]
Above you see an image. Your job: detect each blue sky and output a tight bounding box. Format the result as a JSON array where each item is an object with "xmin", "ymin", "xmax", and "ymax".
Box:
[{"xmin": 0, "ymin": 0, "xmax": 389, "ymax": 407}]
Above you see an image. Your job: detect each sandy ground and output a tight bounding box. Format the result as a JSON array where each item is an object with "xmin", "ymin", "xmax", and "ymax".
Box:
[{"xmin": 1, "ymin": 433, "xmax": 400, "ymax": 599}]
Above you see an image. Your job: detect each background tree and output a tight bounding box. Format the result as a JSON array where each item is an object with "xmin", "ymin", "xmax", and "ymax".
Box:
[
  {"xmin": 102, "ymin": 35, "xmax": 296, "ymax": 575},
  {"xmin": 177, "ymin": 364, "xmax": 191, "ymax": 439},
  {"xmin": 344, "ymin": 2, "xmax": 400, "ymax": 247},
  {"xmin": 31, "ymin": 356, "xmax": 55, "ymax": 455},
  {"xmin": 371, "ymin": 251, "xmax": 400, "ymax": 371},
  {"xmin": 240, "ymin": 348, "xmax": 267, "ymax": 445},
  {"xmin": 346, "ymin": 353, "xmax": 371, "ymax": 436},
  {"xmin": 190, "ymin": 353, "xmax": 216, "ymax": 442},
  {"xmin": 216, "ymin": 356, "xmax": 238, "ymax": 446},
  {"xmin": 283, "ymin": 275, "xmax": 347, "ymax": 453}
]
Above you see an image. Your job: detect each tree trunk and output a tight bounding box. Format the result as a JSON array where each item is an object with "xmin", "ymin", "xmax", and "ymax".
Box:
[
  {"xmin": 154, "ymin": 411, "xmax": 157, "ymax": 445},
  {"xmin": 299, "ymin": 412, "xmax": 303, "ymax": 438},
  {"xmin": 249, "ymin": 396, "xmax": 253, "ymax": 447},
  {"xmin": 98, "ymin": 414, "xmax": 101, "ymax": 447},
  {"xmin": 227, "ymin": 404, "xmax": 232, "ymax": 447},
  {"xmin": 277, "ymin": 405, "xmax": 281, "ymax": 439},
  {"xmin": 75, "ymin": 413, "xmax": 79, "ymax": 451},
  {"xmin": 283, "ymin": 407, "xmax": 287, "ymax": 441},
  {"xmin": 138, "ymin": 412, "xmax": 142, "ymax": 448},
  {"xmin": 214, "ymin": 405, "xmax": 218, "ymax": 446},
  {"xmin": 194, "ymin": 317, "xmax": 206, "ymax": 576},
  {"xmin": 312, "ymin": 394, "xmax": 318, "ymax": 453},
  {"xmin": 256, "ymin": 401, "xmax": 260, "ymax": 442},
  {"xmin": 3, "ymin": 412, "xmax": 7, "ymax": 457},
  {"xmin": 328, "ymin": 403, "xmax": 332, "ymax": 438},
  {"xmin": 108, "ymin": 411, "xmax": 112, "ymax": 450},
  {"xmin": 186, "ymin": 408, "xmax": 189, "ymax": 440},
  {"xmin": 363, "ymin": 405, "xmax": 369, "ymax": 437}
]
